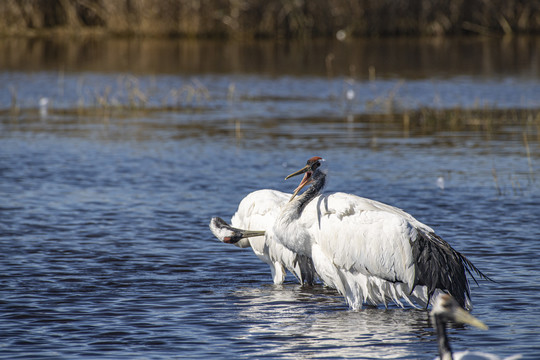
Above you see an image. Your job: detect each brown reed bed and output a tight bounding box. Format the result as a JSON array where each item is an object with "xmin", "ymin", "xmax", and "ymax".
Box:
[{"xmin": 1, "ymin": 0, "xmax": 539, "ymax": 38}]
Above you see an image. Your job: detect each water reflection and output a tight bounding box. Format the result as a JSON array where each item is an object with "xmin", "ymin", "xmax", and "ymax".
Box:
[
  {"xmin": 231, "ymin": 285, "xmax": 432, "ymax": 358},
  {"xmin": 2, "ymin": 110, "xmax": 537, "ymax": 156},
  {"xmin": 0, "ymin": 37, "xmax": 539, "ymax": 79}
]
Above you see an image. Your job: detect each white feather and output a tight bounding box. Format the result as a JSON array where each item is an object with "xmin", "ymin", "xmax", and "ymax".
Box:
[
  {"xmin": 226, "ymin": 189, "xmax": 316, "ymax": 285},
  {"xmin": 270, "ymin": 190, "xmax": 436, "ymax": 309}
]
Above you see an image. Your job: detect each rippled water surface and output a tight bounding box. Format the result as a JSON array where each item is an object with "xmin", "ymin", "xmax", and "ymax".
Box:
[{"xmin": 1, "ymin": 37, "xmax": 540, "ymax": 359}]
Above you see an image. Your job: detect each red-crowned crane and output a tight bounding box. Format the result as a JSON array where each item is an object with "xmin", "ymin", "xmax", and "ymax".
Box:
[{"xmin": 266, "ymin": 156, "xmax": 490, "ymax": 310}]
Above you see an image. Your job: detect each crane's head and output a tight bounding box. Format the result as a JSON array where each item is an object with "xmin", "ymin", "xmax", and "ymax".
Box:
[
  {"xmin": 285, "ymin": 156, "xmax": 325, "ymax": 202},
  {"xmin": 209, "ymin": 217, "xmax": 265, "ymax": 245},
  {"xmin": 430, "ymin": 294, "xmax": 488, "ymax": 330}
]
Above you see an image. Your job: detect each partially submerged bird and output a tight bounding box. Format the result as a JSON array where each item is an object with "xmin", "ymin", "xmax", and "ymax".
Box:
[
  {"xmin": 430, "ymin": 294, "xmax": 521, "ymax": 360},
  {"xmin": 266, "ymin": 156, "xmax": 490, "ymax": 309},
  {"xmin": 209, "ymin": 189, "xmax": 316, "ymax": 285}
]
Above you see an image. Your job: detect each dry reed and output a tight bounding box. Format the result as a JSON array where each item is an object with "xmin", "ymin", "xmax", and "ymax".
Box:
[{"xmin": 0, "ymin": 0, "xmax": 539, "ymax": 38}]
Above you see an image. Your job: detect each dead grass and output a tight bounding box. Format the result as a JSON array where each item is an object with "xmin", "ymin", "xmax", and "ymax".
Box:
[{"xmin": 0, "ymin": 0, "xmax": 539, "ymax": 38}]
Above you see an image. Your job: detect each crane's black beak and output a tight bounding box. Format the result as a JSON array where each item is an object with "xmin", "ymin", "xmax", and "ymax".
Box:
[
  {"xmin": 285, "ymin": 165, "xmax": 313, "ymax": 202},
  {"xmin": 285, "ymin": 164, "xmax": 310, "ymax": 180}
]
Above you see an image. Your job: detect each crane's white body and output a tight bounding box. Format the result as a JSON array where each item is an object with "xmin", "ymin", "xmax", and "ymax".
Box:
[
  {"xmin": 224, "ymin": 189, "xmax": 316, "ymax": 285},
  {"xmin": 270, "ymin": 190, "xmax": 439, "ymax": 309}
]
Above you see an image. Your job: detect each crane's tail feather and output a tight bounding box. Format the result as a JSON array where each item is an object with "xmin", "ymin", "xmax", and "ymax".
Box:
[
  {"xmin": 457, "ymin": 251, "xmax": 495, "ymax": 284},
  {"xmin": 411, "ymin": 231, "xmax": 492, "ymax": 309}
]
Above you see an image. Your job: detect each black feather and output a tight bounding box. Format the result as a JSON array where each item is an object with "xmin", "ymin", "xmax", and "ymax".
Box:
[{"xmin": 411, "ymin": 231, "xmax": 491, "ymax": 308}]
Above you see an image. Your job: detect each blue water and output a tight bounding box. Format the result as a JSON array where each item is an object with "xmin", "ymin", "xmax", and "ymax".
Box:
[
  {"xmin": 1, "ymin": 71, "xmax": 539, "ymax": 115},
  {"xmin": 1, "ymin": 38, "xmax": 540, "ymax": 359}
]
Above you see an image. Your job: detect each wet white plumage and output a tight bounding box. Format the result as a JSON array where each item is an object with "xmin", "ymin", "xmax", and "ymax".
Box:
[
  {"xmin": 215, "ymin": 189, "xmax": 316, "ymax": 285},
  {"xmin": 271, "ymin": 189, "xmax": 430, "ymax": 308}
]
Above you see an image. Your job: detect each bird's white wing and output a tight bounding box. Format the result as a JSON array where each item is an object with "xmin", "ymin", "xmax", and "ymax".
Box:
[
  {"xmin": 231, "ymin": 189, "xmax": 289, "ymax": 230},
  {"xmin": 230, "ymin": 189, "xmax": 317, "ymax": 284},
  {"xmin": 322, "ymin": 192, "xmax": 435, "ymax": 233},
  {"xmin": 303, "ymin": 193, "xmax": 417, "ymax": 287},
  {"xmin": 229, "ymin": 189, "xmax": 288, "ymax": 249}
]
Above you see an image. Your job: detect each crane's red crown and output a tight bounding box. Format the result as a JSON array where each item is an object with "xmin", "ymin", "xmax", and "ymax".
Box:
[{"xmin": 307, "ymin": 156, "xmax": 322, "ymax": 164}]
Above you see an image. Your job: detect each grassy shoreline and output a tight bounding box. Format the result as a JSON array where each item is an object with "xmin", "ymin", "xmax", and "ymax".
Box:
[
  {"xmin": 1, "ymin": 0, "xmax": 539, "ymax": 38},
  {"xmin": 4, "ymin": 98, "xmax": 539, "ymax": 129}
]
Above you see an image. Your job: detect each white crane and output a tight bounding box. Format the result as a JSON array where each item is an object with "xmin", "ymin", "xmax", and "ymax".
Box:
[
  {"xmin": 267, "ymin": 156, "xmax": 490, "ymax": 310},
  {"xmin": 430, "ymin": 294, "xmax": 521, "ymax": 360},
  {"xmin": 209, "ymin": 189, "xmax": 316, "ymax": 285}
]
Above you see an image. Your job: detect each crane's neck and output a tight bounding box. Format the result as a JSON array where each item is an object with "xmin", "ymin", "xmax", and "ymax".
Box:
[
  {"xmin": 434, "ymin": 314, "xmax": 453, "ymax": 360},
  {"xmin": 272, "ymin": 171, "xmax": 326, "ymax": 258},
  {"xmin": 293, "ymin": 171, "xmax": 326, "ymax": 215}
]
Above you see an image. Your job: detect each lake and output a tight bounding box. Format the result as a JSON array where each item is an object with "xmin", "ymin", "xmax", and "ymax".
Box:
[{"xmin": 1, "ymin": 36, "xmax": 539, "ymax": 359}]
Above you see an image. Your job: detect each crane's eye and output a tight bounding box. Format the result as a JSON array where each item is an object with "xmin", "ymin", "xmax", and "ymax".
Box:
[{"xmin": 312, "ymin": 161, "xmax": 321, "ymax": 171}]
